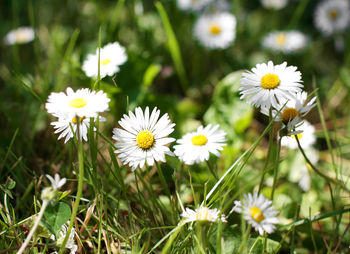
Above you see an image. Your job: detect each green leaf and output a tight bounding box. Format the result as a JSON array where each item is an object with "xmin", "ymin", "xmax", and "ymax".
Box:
[
  {"xmin": 142, "ymin": 63, "xmax": 162, "ymax": 89},
  {"xmin": 43, "ymin": 202, "xmax": 71, "ymax": 237},
  {"xmin": 5, "ymin": 177, "xmax": 16, "ymax": 190}
]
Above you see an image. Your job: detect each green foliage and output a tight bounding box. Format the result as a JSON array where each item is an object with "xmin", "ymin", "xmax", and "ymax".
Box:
[{"xmin": 42, "ymin": 202, "xmax": 71, "ymax": 238}]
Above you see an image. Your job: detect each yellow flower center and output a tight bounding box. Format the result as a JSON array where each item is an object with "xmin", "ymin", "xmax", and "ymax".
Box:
[
  {"xmin": 329, "ymin": 10, "xmax": 339, "ymax": 19},
  {"xmin": 16, "ymin": 31, "xmax": 29, "ymax": 43},
  {"xmin": 276, "ymin": 33, "xmax": 286, "ymax": 46},
  {"xmin": 71, "ymin": 116, "xmax": 86, "ymax": 124},
  {"xmin": 195, "ymin": 207, "xmax": 210, "ymax": 221},
  {"xmin": 136, "ymin": 130, "xmax": 154, "ymax": 149},
  {"xmin": 191, "ymin": 135, "xmax": 208, "ymax": 146},
  {"xmin": 261, "ymin": 74, "xmax": 280, "ymax": 89},
  {"xmin": 101, "ymin": 58, "xmax": 111, "ymax": 66},
  {"xmin": 209, "ymin": 24, "xmax": 222, "ymax": 35},
  {"xmin": 69, "ymin": 98, "xmax": 87, "ymax": 108},
  {"xmin": 292, "ymin": 133, "xmax": 303, "ymax": 140},
  {"xmin": 281, "ymin": 108, "xmax": 299, "ymax": 122},
  {"xmin": 250, "ymin": 206, "xmax": 265, "ymax": 223}
]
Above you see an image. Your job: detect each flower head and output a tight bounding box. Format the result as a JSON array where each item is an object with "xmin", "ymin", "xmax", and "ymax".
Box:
[
  {"xmin": 181, "ymin": 206, "xmax": 227, "ymax": 223},
  {"xmin": 262, "ymin": 30, "xmax": 309, "ymax": 54},
  {"xmin": 239, "ymin": 61, "xmax": 303, "ymax": 109},
  {"xmin": 314, "ymin": 0, "xmax": 350, "ymax": 36},
  {"xmin": 281, "ymin": 120, "xmax": 316, "ymax": 149},
  {"xmin": 41, "ymin": 174, "xmax": 66, "ymax": 202},
  {"xmin": 177, "ymin": 0, "xmax": 213, "ymax": 12},
  {"xmin": 174, "ymin": 124, "xmax": 227, "ymax": 165},
  {"xmin": 233, "ymin": 192, "xmax": 279, "ymax": 235},
  {"xmin": 113, "ymin": 107, "xmax": 175, "ymax": 170},
  {"xmin": 4, "ymin": 27, "xmax": 34, "ymax": 45},
  {"xmin": 193, "ymin": 12, "xmax": 236, "ymax": 49},
  {"xmin": 82, "ymin": 42, "xmax": 127, "ymax": 79},
  {"xmin": 50, "ymin": 222, "xmax": 78, "ymax": 254},
  {"xmin": 260, "ymin": 0, "xmax": 288, "ymax": 10}
]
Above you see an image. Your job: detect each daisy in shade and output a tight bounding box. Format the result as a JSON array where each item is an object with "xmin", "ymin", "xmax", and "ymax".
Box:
[
  {"xmin": 193, "ymin": 12, "xmax": 236, "ymax": 49},
  {"xmin": 82, "ymin": 42, "xmax": 127, "ymax": 79},
  {"xmin": 177, "ymin": 0, "xmax": 213, "ymax": 12},
  {"xmin": 261, "ymin": 91, "xmax": 316, "ymax": 131},
  {"xmin": 113, "ymin": 107, "xmax": 175, "ymax": 171},
  {"xmin": 281, "ymin": 120, "xmax": 316, "ymax": 149},
  {"xmin": 314, "ymin": 0, "xmax": 350, "ymax": 36},
  {"xmin": 233, "ymin": 192, "xmax": 279, "ymax": 235},
  {"xmin": 260, "ymin": 0, "xmax": 288, "ymax": 10},
  {"xmin": 174, "ymin": 124, "xmax": 227, "ymax": 165},
  {"xmin": 204, "ymin": 0, "xmax": 231, "ymax": 14},
  {"xmin": 50, "ymin": 222, "xmax": 78, "ymax": 254},
  {"xmin": 262, "ymin": 30, "xmax": 309, "ymax": 54},
  {"xmin": 4, "ymin": 27, "xmax": 34, "ymax": 45},
  {"xmin": 239, "ymin": 61, "xmax": 303, "ymax": 109},
  {"xmin": 181, "ymin": 206, "xmax": 227, "ymax": 223}
]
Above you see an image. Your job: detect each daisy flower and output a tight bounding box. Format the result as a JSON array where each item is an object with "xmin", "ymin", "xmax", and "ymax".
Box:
[
  {"xmin": 262, "ymin": 30, "xmax": 309, "ymax": 54},
  {"xmin": 239, "ymin": 61, "xmax": 303, "ymax": 109},
  {"xmin": 260, "ymin": 0, "xmax": 288, "ymax": 10},
  {"xmin": 281, "ymin": 120, "xmax": 316, "ymax": 149},
  {"xmin": 314, "ymin": 0, "xmax": 350, "ymax": 36},
  {"xmin": 41, "ymin": 174, "xmax": 66, "ymax": 202},
  {"xmin": 193, "ymin": 12, "xmax": 236, "ymax": 49},
  {"xmin": 46, "ymin": 87, "xmax": 110, "ymax": 119},
  {"xmin": 204, "ymin": 0, "xmax": 231, "ymax": 14},
  {"xmin": 173, "ymin": 124, "xmax": 227, "ymax": 165},
  {"xmin": 233, "ymin": 192, "xmax": 279, "ymax": 235},
  {"xmin": 181, "ymin": 206, "xmax": 227, "ymax": 223},
  {"xmin": 112, "ymin": 107, "xmax": 175, "ymax": 171},
  {"xmin": 82, "ymin": 42, "xmax": 127, "ymax": 79},
  {"xmin": 177, "ymin": 0, "xmax": 213, "ymax": 12},
  {"xmin": 50, "ymin": 222, "xmax": 78, "ymax": 254},
  {"xmin": 4, "ymin": 27, "xmax": 34, "ymax": 45},
  {"xmin": 46, "ymin": 174, "xmax": 66, "ymax": 191}
]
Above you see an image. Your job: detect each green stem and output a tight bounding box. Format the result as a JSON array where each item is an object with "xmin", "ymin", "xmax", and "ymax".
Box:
[
  {"xmin": 237, "ymin": 225, "xmax": 251, "ymax": 254},
  {"xmin": 270, "ymin": 137, "xmax": 281, "ymax": 200},
  {"xmin": 58, "ymin": 119, "xmax": 85, "ymax": 254},
  {"xmin": 206, "ymin": 160, "xmax": 218, "ymax": 180}
]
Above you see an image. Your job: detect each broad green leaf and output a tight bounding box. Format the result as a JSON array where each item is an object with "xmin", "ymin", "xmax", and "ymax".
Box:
[{"xmin": 43, "ymin": 202, "xmax": 71, "ymax": 237}]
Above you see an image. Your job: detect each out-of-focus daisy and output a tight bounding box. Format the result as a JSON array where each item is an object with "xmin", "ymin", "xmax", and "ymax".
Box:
[
  {"xmin": 113, "ymin": 107, "xmax": 175, "ymax": 171},
  {"xmin": 46, "ymin": 174, "xmax": 66, "ymax": 191},
  {"xmin": 314, "ymin": 0, "xmax": 350, "ymax": 36},
  {"xmin": 204, "ymin": 0, "xmax": 231, "ymax": 14},
  {"xmin": 46, "ymin": 87, "xmax": 110, "ymax": 119},
  {"xmin": 260, "ymin": 91, "xmax": 316, "ymax": 128},
  {"xmin": 233, "ymin": 192, "xmax": 279, "ymax": 235},
  {"xmin": 4, "ymin": 27, "xmax": 34, "ymax": 45},
  {"xmin": 82, "ymin": 42, "xmax": 127, "ymax": 79},
  {"xmin": 41, "ymin": 174, "xmax": 66, "ymax": 202},
  {"xmin": 181, "ymin": 206, "xmax": 227, "ymax": 223},
  {"xmin": 281, "ymin": 120, "xmax": 316, "ymax": 149},
  {"xmin": 262, "ymin": 30, "xmax": 309, "ymax": 54},
  {"xmin": 50, "ymin": 222, "xmax": 78, "ymax": 254},
  {"xmin": 260, "ymin": 0, "xmax": 288, "ymax": 10},
  {"xmin": 174, "ymin": 124, "xmax": 227, "ymax": 165},
  {"xmin": 193, "ymin": 12, "xmax": 236, "ymax": 49},
  {"xmin": 239, "ymin": 61, "xmax": 303, "ymax": 109},
  {"xmin": 177, "ymin": 0, "xmax": 213, "ymax": 12}
]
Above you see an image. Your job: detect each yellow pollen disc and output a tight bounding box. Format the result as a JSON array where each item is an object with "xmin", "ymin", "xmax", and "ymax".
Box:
[
  {"xmin": 196, "ymin": 208, "xmax": 209, "ymax": 221},
  {"xmin": 329, "ymin": 10, "xmax": 339, "ymax": 19},
  {"xmin": 281, "ymin": 108, "xmax": 299, "ymax": 122},
  {"xmin": 101, "ymin": 58, "xmax": 111, "ymax": 66},
  {"xmin": 209, "ymin": 25, "xmax": 222, "ymax": 35},
  {"xmin": 261, "ymin": 73, "xmax": 280, "ymax": 89},
  {"xmin": 71, "ymin": 116, "xmax": 86, "ymax": 124},
  {"xmin": 191, "ymin": 135, "xmax": 208, "ymax": 146},
  {"xmin": 16, "ymin": 32, "xmax": 28, "ymax": 43},
  {"xmin": 276, "ymin": 33, "xmax": 286, "ymax": 46},
  {"xmin": 69, "ymin": 98, "xmax": 87, "ymax": 108},
  {"xmin": 136, "ymin": 130, "xmax": 154, "ymax": 149},
  {"xmin": 250, "ymin": 206, "xmax": 265, "ymax": 223},
  {"xmin": 292, "ymin": 133, "xmax": 303, "ymax": 140}
]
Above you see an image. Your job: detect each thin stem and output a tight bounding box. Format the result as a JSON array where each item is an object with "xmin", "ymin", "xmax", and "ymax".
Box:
[
  {"xmin": 237, "ymin": 224, "xmax": 251, "ymax": 254},
  {"xmin": 58, "ymin": 119, "xmax": 85, "ymax": 254},
  {"xmin": 17, "ymin": 200, "xmax": 49, "ymax": 254},
  {"xmin": 295, "ymin": 136, "xmax": 350, "ymax": 194},
  {"xmin": 270, "ymin": 137, "xmax": 282, "ymax": 200},
  {"xmin": 206, "ymin": 160, "xmax": 218, "ymax": 180}
]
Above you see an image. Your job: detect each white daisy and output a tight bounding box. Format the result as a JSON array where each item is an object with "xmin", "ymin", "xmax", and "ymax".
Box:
[
  {"xmin": 239, "ymin": 61, "xmax": 303, "ymax": 109},
  {"xmin": 281, "ymin": 120, "xmax": 316, "ymax": 149},
  {"xmin": 173, "ymin": 124, "xmax": 227, "ymax": 165},
  {"xmin": 112, "ymin": 107, "xmax": 175, "ymax": 171},
  {"xmin": 314, "ymin": 0, "xmax": 350, "ymax": 36},
  {"xmin": 4, "ymin": 27, "xmax": 34, "ymax": 45},
  {"xmin": 46, "ymin": 87, "xmax": 110, "ymax": 119},
  {"xmin": 193, "ymin": 12, "xmax": 236, "ymax": 49},
  {"xmin": 233, "ymin": 192, "xmax": 279, "ymax": 235},
  {"xmin": 50, "ymin": 222, "xmax": 78, "ymax": 254},
  {"xmin": 50, "ymin": 114, "xmax": 106, "ymax": 143},
  {"xmin": 82, "ymin": 42, "xmax": 127, "ymax": 79},
  {"xmin": 177, "ymin": 0, "xmax": 213, "ymax": 12},
  {"xmin": 46, "ymin": 174, "xmax": 66, "ymax": 191},
  {"xmin": 260, "ymin": 0, "xmax": 288, "ymax": 10},
  {"xmin": 262, "ymin": 30, "xmax": 309, "ymax": 54},
  {"xmin": 204, "ymin": 0, "xmax": 231, "ymax": 14},
  {"xmin": 181, "ymin": 206, "xmax": 227, "ymax": 223}
]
